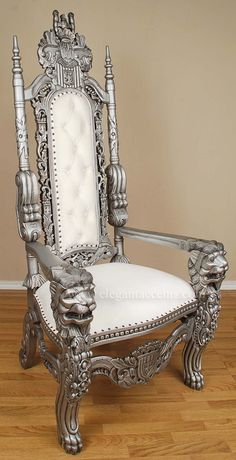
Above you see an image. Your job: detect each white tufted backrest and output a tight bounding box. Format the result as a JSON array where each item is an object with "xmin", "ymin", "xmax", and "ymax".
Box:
[{"xmin": 48, "ymin": 89, "xmax": 100, "ymax": 256}]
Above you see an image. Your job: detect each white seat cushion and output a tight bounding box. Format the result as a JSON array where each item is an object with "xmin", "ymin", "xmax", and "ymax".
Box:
[{"xmin": 34, "ymin": 263, "xmax": 197, "ymax": 345}]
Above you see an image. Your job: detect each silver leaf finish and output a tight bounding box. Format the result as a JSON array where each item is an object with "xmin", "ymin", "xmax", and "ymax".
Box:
[
  {"xmin": 13, "ymin": 36, "xmax": 42, "ymax": 243},
  {"xmin": 92, "ymin": 320, "xmax": 192, "ymax": 388},
  {"xmin": 13, "ymin": 9, "xmax": 229, "ymax": 456},
  {"xmin": 183, "ymin": 240, "xmax": 228, "ymax": 390},
  {"xmin": 49, "ymin": 265, "xmax": 96, "ymax": 454},
  {"xmin": 15, "ymin": 170, "xmax": 42, "ymax": 242},
  {"xmin": 105, "ymin": 46, "xmax": 129, "ymax": 260}
]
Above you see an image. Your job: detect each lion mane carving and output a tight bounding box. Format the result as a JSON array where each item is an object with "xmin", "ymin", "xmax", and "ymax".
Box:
[
  {"xmin": 186, "ymin": 240, "xmax": 228, "ymax": 352},
  {"xmin": 188, "ymin": 241, "xmax": 228, "ymax": 298},
  {"xmin": 50, "ymin": 266, "xmax": 96, "ymax": 337}
]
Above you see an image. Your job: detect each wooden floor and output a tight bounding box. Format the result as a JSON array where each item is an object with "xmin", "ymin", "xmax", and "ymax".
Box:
[{"xmin": 0, "ymin": 291, "xmax": 235, "ymax": 460}]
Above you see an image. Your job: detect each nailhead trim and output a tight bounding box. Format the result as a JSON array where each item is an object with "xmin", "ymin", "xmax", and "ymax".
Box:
[
  {"xmin": 34, "ymin": 288, "xmax": 198, "ymax": 347},
  {"xmin": 49, "ymin": 89, "xmax": 100, "ymax": 254}
]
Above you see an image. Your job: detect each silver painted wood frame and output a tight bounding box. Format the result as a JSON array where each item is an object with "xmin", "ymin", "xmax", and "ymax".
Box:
[{"xmin": 12, "ymin": 10, "xmax": 228, "ymax": 455}]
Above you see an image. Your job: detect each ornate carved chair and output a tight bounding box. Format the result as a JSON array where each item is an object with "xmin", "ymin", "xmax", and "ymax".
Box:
[{"xmin": 12, "ymin": 10, "xmax": 228, "ymax": 455}]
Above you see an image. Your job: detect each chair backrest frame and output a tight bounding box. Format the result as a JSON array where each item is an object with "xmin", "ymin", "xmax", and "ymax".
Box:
[{"xmin": 12, "ymin": 10, "xmax": 129, "ymax": 267}]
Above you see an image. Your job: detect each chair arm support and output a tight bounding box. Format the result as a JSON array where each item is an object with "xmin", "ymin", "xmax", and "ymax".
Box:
[
  {"xmin": 26, "ymin": 242, "xmax": 96, "ymax": 339},
  {"xmin": 26, "ymin": 242, "xmax": 68, "ymax": 280},
  {"xmin": 118, "ymin": 227, "xmax": 229, "ymax": 299},
  {"xmin": 27, "ymin": 241, "xmax": 95, "ymax": 412},
  {"xmin": 117, "ymin": 226, "xmax": 211, "ymax": 252}
]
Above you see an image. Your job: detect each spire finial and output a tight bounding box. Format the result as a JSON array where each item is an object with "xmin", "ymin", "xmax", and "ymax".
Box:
[
  {"xmin": 12, "ymin": 35, "xmax": 22, "ymax": 74},
  {"xmin": 105, "ymin": 45, "xmax": 113, "ymax": 80}
]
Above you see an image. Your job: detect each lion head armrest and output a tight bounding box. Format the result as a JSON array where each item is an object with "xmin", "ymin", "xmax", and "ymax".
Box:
[
  {"xmin": 26, "ymin": 242, "xmax": 96, "ymax": 338},
  {"xmin": 49, "ymin": 266, "xmax": 96, "ymax": 339},
  {"xmin": 186, "ymin": 239, "xmax": 228, "ymax": 299}
]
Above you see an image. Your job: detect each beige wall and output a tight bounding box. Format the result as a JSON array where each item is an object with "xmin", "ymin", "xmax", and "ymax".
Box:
[{"xmin": 1, "ymin": 0, "xmax": 236, "ymax": 281}]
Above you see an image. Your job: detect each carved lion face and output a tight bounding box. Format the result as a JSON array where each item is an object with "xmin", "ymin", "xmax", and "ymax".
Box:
[
  {"xmin": 50, "ymin": 266, "xmax": 96, "ymax": 329},
  {"xmin": 191, "ymin": 242, "xmax": 228, "ymax": 290}
]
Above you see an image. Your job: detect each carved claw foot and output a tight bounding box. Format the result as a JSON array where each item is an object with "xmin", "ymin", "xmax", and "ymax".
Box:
[
  {"xmin": 184, "ymin": 371, "xmax": 204, "ymax": 390},
  {"xmin": 183, "ymin": 337, "xmax": 205, "ymax": 391},
  {"xmin": 59, "ymin": 432, "xmax": 83, "ymax": 455}
]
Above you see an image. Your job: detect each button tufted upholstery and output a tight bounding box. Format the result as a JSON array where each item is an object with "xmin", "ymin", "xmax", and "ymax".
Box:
[
  {"xmin": 49, "ymin": 90, "xmax": 100, "ymax": 255},
  {"xmin": 34, "ymin": 263, "xmax": 197, "ymax": 344}
]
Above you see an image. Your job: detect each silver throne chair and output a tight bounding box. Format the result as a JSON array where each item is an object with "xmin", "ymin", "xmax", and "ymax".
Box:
[{"xmin": 12, "ymin": 10, "xmax": 228, "ymax": 455}]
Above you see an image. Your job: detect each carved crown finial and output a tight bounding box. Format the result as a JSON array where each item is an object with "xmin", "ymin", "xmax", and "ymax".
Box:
[
  {"xmin": 53, "ymin": 10, "xmax": 75, "ymax": 42},
  {"xmin": 38, "ymin": 10, "xmax": 93, "ymax": 86}
]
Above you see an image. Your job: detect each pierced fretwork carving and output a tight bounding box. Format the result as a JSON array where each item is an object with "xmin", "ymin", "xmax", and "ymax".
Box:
[
  {"xmin": 29, "ymin": 11, "xmax": 115, "ymax": 265},
  {"xmin": 92, "ymin": 319, "xmax": 192, "ymax": 388},
  {"xmin": 183, "ymin": 240, "xmax": 228, "ymax": 389},
  {"xmin": 64, "ymin": 242, "xmax": 116, "ymax": 268},
  {"xmin": 31, "ymin": 83, "xmax": 56, "ymax": 249}
]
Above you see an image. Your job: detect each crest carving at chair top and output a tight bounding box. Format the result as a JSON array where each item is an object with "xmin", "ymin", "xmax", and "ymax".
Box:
[{"xmin": 38, "ymin": 10, "xmax": 93, "ymax": 87}]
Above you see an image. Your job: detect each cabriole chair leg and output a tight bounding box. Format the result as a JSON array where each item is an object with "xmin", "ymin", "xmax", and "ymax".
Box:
[
  {"xmin": 183, "ymin": 290, "xmax": 222, "ymax": 390},
  {"xmin": 56, "ymin": 376, "xmax": 83, "ymax": 455},
  {"xmin": 56, "ymin": 336, "xmax": 92, "ymax": 455},
  {"xmin": 183, "ymin": 337, "xmax": 204, "ymax": 390}
]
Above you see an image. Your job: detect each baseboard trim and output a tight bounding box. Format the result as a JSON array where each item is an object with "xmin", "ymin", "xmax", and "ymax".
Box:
[
  {"xmin": 0, "ymin": 281, "xmax": 26, "ymax": 290},
  {"xmin": 0, "ymin": 280, "xmax": 235, "ymax": 290},
  {"xmin": 221, "ymin": 280, "xmax": 236, "ymax": 290}
]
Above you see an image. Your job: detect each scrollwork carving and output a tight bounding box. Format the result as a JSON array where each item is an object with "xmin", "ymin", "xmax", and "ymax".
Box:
[
  {"xmin": 64, "ymin": 242, "xmax": 116, "ymax": 268},
  {"xmin": 106, "ymin": 164, "xmax": 128, "ymax": 227},
  {"xmin": 30, "ymin": 12, "xmax": 114, "ymax": 265},
  {"xmin": 38, "ymin": 10, "xmax": 92, "ymax": 88},
  {"xmin": 15, "ymin": 170, "xmax": 42, "ymax": 242},
  {"xmin": 92, "ymin": 320, "xmax": 191, "ymax": 388}
]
